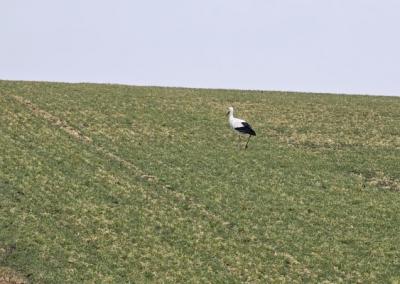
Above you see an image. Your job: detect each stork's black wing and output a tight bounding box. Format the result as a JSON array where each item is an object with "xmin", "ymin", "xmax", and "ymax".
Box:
[{"xmin": 235, "ymin": 122, "xmax": 256, "ymax": 136}]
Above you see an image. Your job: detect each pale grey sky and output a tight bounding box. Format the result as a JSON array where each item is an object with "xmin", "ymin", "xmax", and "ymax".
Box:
[{"xmin": 1, "ymin": 0, "xmax": 400, "ymax": 96}]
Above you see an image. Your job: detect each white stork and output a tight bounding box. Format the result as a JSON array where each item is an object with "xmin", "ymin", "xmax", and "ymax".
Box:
[{"xmin": 226, "ymin": 106, "xmax": 256, "ymax": 149}]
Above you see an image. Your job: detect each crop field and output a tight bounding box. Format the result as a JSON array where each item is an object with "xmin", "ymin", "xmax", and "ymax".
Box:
[{"xmin": 1, "ymin": 80, "xmax": 400, "ymax": 283}]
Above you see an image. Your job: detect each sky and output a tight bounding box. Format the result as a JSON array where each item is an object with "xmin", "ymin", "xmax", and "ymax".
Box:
[{"xmin": 1, "ymin": 0, "xmax": 400, "ymax": 96}]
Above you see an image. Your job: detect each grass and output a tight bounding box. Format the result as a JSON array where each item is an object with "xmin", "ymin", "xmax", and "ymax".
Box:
[{"xmin": 0, "ymin": 80, "xmax": 399, "ymax": 283}]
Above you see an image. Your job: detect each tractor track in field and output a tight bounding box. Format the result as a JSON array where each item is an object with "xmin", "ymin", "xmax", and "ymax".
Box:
[
  {"xmin": 7, "ymin": 94, "xmax": 246, "ymax": 280},
  {"xmin": 11, "ymin": 95, "xmax": 230, "ymax": 227},
  {"xmin": 8, "ymin": 94, "xmax": 315, "ymax": 281}
]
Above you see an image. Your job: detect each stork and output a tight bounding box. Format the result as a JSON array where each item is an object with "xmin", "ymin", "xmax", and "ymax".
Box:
[{"xmin": 226, "ymin": 106, "xmax": 256, "ymax": 149}]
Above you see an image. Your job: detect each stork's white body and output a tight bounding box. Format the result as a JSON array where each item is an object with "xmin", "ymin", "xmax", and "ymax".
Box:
[{"xmin": 229, "ymin": 114, "xmax": 247, "ymax": 135}]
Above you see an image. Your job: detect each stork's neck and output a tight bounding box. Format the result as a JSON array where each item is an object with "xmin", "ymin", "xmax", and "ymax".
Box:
[{"xmin": 228, "ymin": 111, "xmax": 235, "ymax": 124}]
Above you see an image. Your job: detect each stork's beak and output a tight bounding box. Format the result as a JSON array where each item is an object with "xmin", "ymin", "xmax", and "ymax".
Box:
[{"xmin": 226, "ymin": 111, "xmax": 230, "ymax": 116}]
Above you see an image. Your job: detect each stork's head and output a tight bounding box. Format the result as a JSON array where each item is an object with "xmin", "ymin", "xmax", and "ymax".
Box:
[{"xmin": 226, "ymin": 106, "xmax": 234, "ymax": 116}]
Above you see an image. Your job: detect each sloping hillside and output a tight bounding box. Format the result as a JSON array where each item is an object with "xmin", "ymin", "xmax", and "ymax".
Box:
[{"xmin": 1, "ymin": 80, "xmax": 399, "ymax": 282}]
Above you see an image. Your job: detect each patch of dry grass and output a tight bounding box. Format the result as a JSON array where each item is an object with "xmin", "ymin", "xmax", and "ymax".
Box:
[{"xmin": 0, "ymin": 266, "xmax": 28, "ymax": 284}]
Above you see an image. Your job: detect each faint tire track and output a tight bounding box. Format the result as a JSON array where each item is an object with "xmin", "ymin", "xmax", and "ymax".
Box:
[
  {"xmin": 11, "ymin": 95, "xmax": 230, "ymax": 226},
  {"xmin": 12, "ymin": 95, "xmax": 92, "ymax": 143},
  {"xmin": 8, "ymin": 94, "xmax": 246, "ymax": 279}
]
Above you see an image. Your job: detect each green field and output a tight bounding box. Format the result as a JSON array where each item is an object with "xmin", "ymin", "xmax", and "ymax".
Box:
[{"xmin": 1, "ymin": 80, "xmax": 399, "ymax": 283}]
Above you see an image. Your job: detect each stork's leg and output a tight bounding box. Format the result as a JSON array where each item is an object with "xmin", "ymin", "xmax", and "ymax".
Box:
[
  {"xmin": 245, "ymin": 135, "xmax": 251, "ymax": 149},
  {"xmin": 237, "ymin": 135, "xmax": 241, "ymax": 148}
]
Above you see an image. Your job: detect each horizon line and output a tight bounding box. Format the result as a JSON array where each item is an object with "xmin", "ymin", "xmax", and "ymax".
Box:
[{"xmin": 1, "ymin": 78, "xmax": 399, "ymax": 98}]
